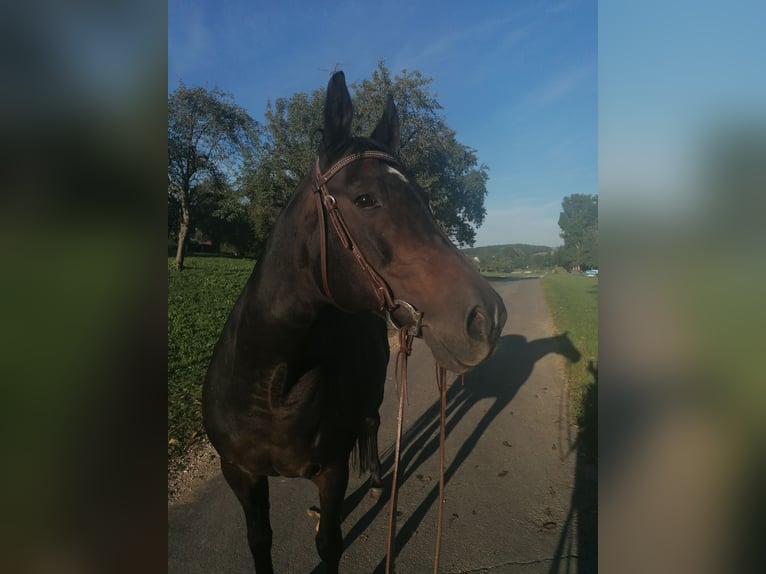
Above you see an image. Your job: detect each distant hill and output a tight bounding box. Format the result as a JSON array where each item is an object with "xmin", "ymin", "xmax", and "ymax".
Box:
[
  {"xmin": 462, "ymin": 244, "xmax": 552, "ymax": 258},
  {"xmin": 461, "ymin": 243, "xmax": 554, "ymax": 272}
]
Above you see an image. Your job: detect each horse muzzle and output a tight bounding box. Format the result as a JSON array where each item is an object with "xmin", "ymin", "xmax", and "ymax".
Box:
[{"xmin": 421, "ymin": 290, "xmax": 507, "ymax": 374}]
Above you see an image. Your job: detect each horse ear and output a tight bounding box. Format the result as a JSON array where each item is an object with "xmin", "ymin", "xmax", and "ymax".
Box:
[
  {"xmin": 324, "ymin": 71, "xmax": 353, "ymax": 151},
  {"xmin": 371, "ymin": 94, "xmax": 400, "ymax": 154}
]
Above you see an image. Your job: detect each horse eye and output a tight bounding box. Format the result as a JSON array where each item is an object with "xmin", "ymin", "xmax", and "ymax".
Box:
[{"xmin": 354, "ymin": 194, "xmax": 378, "ymax": 208}]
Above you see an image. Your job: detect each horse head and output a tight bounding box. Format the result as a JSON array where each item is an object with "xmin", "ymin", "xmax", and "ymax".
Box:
[
  {"xmin": 310, "ymin": 71, "xmax": 506, "ymax": 373},
  {"xmin": 553, "ymin": 331, "xmax": 582, "ymax": 363}
]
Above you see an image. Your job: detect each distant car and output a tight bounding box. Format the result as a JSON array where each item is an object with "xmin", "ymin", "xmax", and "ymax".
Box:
[{"xmin": 584, "ymin": 269, "xmax": 598, "ymax": 277}]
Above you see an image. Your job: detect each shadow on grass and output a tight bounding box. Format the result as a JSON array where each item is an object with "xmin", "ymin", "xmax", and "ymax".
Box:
[{"xmin": 547, "ymin": 360, "xmax": 598, "ymax": 574}]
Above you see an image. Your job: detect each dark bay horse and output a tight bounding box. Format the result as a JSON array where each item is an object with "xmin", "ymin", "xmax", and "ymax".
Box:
[{"xmin": 202, "ymin": 71, "xmax": 506, "ymax": 573}]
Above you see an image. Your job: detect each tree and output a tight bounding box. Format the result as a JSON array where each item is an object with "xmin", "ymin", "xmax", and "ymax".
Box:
[
  {"xmin": 502, "ymin": 245, "xmax": 530, "ymax": 270},
  {"xmin": 553, "ymin": 244, "xmax": 575, "ymax": 270},
  {"xmin": 241, "ymin": 89, "xmax": 325, "ymax": 253},
  {"xmin": 530, "ymin": 250, "xmax": 554, "ymax": 269},
  {"xmin": 242, "ymin": 62, "xmax": 489, "ymax": 250},
  {"xmin": 352, "ymin": 63, "xmax": 488, "ymax": 246},
  {"xmin": 168, "ymin": 84, "xmax": 258, "ymax": 270},
  {"xmin": 189, "ymin": 179, "xmax": 254, "ymax": 255},
  {"xmin": 557, "ymin": 193, "xmax": 598, "ymax": 271}
]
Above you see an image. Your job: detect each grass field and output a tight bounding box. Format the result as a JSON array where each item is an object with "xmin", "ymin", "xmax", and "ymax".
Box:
[
  {"xmin": 168, "ymin": 256, "xmax": 254, "ymax": 463},
  {"xmin": 540, "ymin": 269, "xmax": 598, "ymax": 459}
]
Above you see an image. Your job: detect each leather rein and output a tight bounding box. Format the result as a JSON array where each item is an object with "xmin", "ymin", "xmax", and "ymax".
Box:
[{"xmin": 311, "ymin": 151, "xmax": 450, "ymax": 573}]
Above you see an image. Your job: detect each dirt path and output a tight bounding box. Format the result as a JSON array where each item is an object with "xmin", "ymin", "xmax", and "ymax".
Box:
[{"xmin": 168, "ymin": 278, "xmax": 596, "ymax": 573}]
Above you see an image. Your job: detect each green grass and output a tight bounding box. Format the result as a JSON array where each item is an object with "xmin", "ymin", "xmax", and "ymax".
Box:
[
  {"xmin": 540, "ymin": 269, "xmax": 598, "ymax": 459},
  {"xmin": 168, "ymin": 256, "xmax": 254, "ymax": 463}
]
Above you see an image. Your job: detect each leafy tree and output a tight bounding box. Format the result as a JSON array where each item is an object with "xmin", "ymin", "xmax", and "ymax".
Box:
[
  {"xmin": 531, "ymin": 250, "xmax": 554, "ymax": 269},
  {"xmin": 553, "ymin": 244, "xmax": 575, "ymax": 270},
  {"xmin": 168, "ymin": 84, "xmax": 258, "ymax": 270},
  {"xmin": 241, "ymin": 90, "xmax": 325, "ymax": 253},
  {"xmin": 502, "ymin": 245, "xmax": 529, "ymax": 270},
  {"xmin": 242, "ymin": 62, "xmax": 489, "ymax": 250},
  {"xmin": 351, "ymin": 62, "xmax": 488, "ymax": 246},
  {"xmin": 462, "ymin": 243, "xmax": 553, "ymax": 273},
  {"xmin": 189, "ymin": 180, "xmax": 254, "ymax": 255},
  {"xmin": 558, "ymin": 193, "xmax": 598, "ymax": 271}
]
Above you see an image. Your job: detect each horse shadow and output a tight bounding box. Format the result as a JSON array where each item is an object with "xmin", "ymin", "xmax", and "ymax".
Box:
[
  {"xmin": 317, "ymin": 331, "xmax": 584, "ymax": 573},
  {"xmin": 547, "ymin": 360, "xmax": 598, "ymax": 574}
]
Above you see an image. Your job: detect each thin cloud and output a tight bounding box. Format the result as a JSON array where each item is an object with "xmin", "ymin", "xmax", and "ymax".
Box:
[
  {"xmin": 393, "ymin": 13, "xmax": 522, "ymax": 72},
  {"xmin": 168, "ymin": 1, "xmax": 212, "ymax": 82},
  {"xmin": 536, "ymin": 61, "xmax": 594, "ymax": 106},
  {"xmin": 546, "ymin": 0, "xmax": 578, "ymax": 15},
  {"xmin": 499, "ymin": 59, "xmax": 595, "ymax": 126}
]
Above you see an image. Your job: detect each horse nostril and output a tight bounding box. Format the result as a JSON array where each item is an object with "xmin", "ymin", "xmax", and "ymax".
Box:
[{"xmin": 466, "ymin": 306, "xmax": 491, "ymax": 341}]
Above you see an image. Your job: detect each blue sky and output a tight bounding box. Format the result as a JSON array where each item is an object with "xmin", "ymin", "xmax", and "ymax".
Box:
[
  {"xmin": 599, "ymin": 1, "xmax": 766, "ymax": 219},
  {"xmin": 169, "ymin": 0, "xmax": 597, "ymax": 247}
]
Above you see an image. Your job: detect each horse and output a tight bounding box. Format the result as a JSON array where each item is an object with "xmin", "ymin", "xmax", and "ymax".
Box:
[{"xmin": 202, "ymin": 71, "xmax": 507, "ymax": 574}]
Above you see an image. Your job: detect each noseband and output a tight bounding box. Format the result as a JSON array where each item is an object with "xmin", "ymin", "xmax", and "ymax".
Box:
[{"xmin": 312, "ymin": 151, "xmax": 423, "ymax": 337}]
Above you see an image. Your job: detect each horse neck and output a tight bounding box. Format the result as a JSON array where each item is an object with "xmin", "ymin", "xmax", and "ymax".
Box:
[
  {"xmin": 527, "ymin": 334, "xmax": 563, "ymax": 361},
  {"xmin": 527, "ymin": 334, "xmax": 577, "ymax": 363},
  {"xmin": 234, "ymin": 183, "xmax": 326, "ymax": 361}
]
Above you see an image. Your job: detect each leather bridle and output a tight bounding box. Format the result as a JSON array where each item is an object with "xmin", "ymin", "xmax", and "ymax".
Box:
[
  {"xmin": 311, "ymin": 150, "xmax": 423, "ymax": 337},
  {"xmin": 312, "ymin": 150, "xmax": 450, "ymax": 574}
]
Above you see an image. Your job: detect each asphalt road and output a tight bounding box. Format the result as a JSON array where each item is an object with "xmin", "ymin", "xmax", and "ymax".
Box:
[{"xmin": 168, "ymin": 277, "xmax": 597, "ymax": 573}]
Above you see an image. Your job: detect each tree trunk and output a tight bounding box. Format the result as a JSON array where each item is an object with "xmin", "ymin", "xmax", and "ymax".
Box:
[{"xmin": 174, "ymin": 192, "xmax": 190, "ymax": 271}]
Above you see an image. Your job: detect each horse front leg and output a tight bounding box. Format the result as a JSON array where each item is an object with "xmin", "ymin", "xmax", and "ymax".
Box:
[
  {"xmin": 312, "ymin": 463, "xmax": 349, "ymax": 574},
  {"xmin": 220, "ymin": 459, "xmax": 274, "ymax": 574}
]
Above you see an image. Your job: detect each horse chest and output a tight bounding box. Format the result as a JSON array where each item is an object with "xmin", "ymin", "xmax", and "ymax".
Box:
[{"xmin": 232, "ymin": 366, "xmax": 370, "ymax": 477}]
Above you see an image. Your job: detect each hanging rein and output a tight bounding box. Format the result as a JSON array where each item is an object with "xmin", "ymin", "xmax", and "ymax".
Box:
[{"xmin": 312, "ymin": 152, "xmax": 452, "ymax": 573}]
